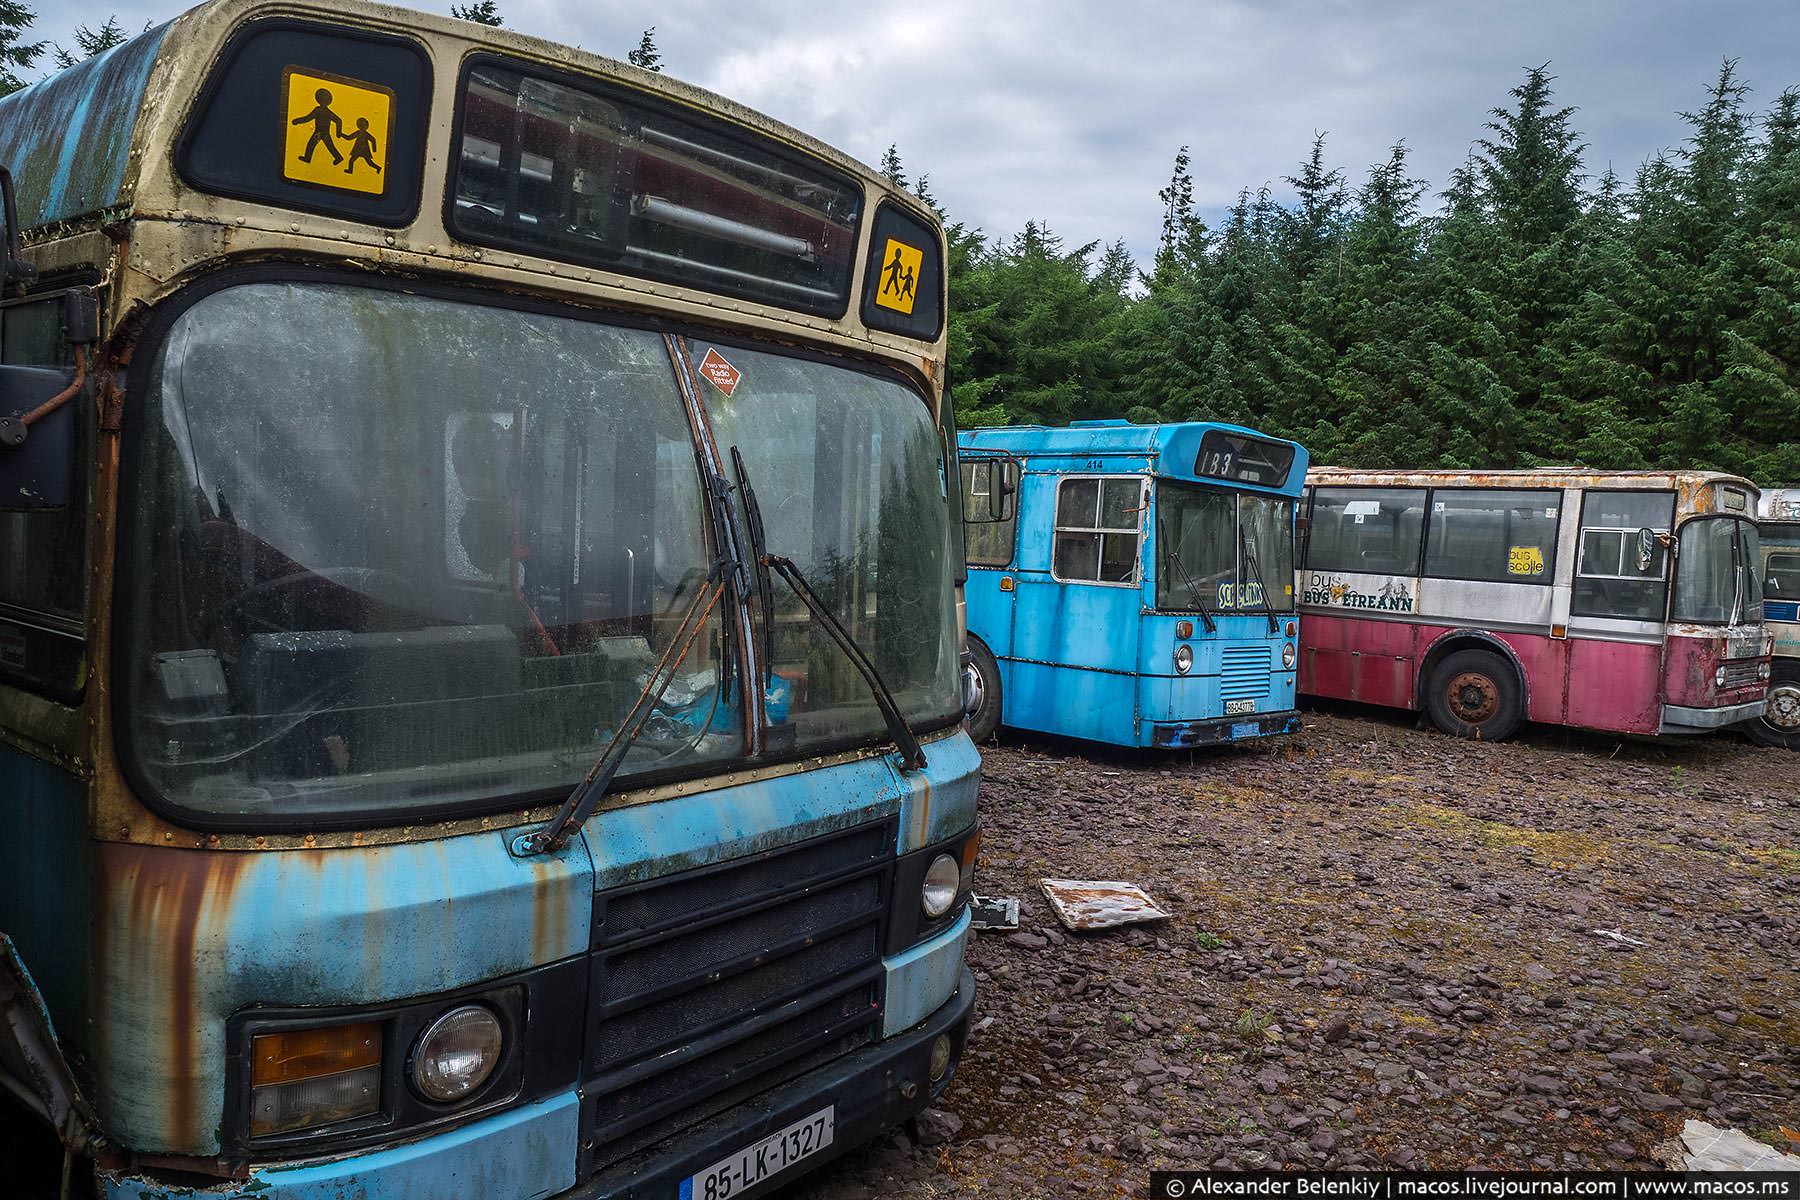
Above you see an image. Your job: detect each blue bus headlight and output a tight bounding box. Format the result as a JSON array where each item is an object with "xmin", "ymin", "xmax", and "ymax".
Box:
[
  {"xmin": 1282, "ymin": 642, "xmax": 1297, "ymax": 670},
  {"xmin": 921, "ymin": 853, "xmax": 961, "ymax": 919},
  {"xmin": 411, "ymin": 1005, "xmax": 503, "ymax": 1103},
  {"xmin": 1173, "ymin": 645, "xmax": 1193, "ymax": 675}
]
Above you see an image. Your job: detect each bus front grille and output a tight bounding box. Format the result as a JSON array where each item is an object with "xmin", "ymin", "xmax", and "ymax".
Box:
[
  {"xmin": 581, "ymin": 818, "xmax": 894, "ymax": 1167},
  {"xmin": 1719, "ymin": 658, "xmax": 1761, "ymax": 690},
  {"xmin": 1220, "ymin": 645, "xmax": 1272, "ymax": 700}
]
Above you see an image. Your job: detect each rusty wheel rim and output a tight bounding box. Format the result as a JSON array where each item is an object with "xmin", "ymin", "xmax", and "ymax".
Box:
[
  {"xmin": 1446, "ymin": 671, "xmax": 1500, "ymax": 724},
  {"xmin": 1766, "ymin": 683, "xmax": 1800, "ymax": 732}
]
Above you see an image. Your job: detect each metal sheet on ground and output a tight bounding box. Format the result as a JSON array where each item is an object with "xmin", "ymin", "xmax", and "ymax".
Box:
[{"xmin": 1039, "ymin": 879, "xmax": 1171, "ymax": 931}]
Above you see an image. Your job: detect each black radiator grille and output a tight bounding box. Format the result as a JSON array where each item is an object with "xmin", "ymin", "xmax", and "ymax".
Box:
[{"xmin": 584, "ymin": 818, "xmax": 895, "ymax": 1163}]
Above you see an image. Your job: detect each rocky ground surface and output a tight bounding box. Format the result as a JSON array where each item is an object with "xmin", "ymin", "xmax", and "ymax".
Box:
[{"xmin": 783, "ymin": 704, "xmax": 1800, "ymax": 1198}]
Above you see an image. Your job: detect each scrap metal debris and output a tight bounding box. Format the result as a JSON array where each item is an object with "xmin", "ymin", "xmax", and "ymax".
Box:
[
  {"xmin": 969, "ymin": 895, "xmax": 1020, "ymax": 932},
  {"xmin": 1590, "ymin": 927, "xmax": 1647, "ymax": 947},
  {"xmin": 1659, "ymin": 1120, "xmax": 1800, "ymax": 1171},
  {"xmin": 1039, "ymin": 879, "xmax": 1171, "ymax": 932}
]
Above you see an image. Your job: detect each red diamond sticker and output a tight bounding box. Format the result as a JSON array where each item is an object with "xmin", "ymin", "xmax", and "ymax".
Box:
[{"xmin": 698, "ymin": 347, "xmax": 742, "ymax": 396}]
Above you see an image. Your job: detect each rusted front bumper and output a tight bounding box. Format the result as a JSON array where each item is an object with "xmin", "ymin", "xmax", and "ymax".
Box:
[
  {"xmin": 1660, "ymin": 698, "xmax": 1767, "ymax": 733},
  {"xmin": 1150, "ymin": 709, "xmax": 1302, "ymax": 748}
]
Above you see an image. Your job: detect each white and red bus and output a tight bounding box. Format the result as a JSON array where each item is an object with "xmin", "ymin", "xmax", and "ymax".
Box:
[
  {"xmin": 1748, "ymin": 488, "xmax": 1800, "ymax": 749},
  {"xmin": 1297, "ymin": 469, "xmax": 1770, "ymax": 740}
]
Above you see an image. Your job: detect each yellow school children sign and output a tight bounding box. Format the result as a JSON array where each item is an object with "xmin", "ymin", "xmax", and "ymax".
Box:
[
  {"xmin": 281, "ymin": 68, "xmax": 393, "ymax": 196},
  {"xmin": 873, "ymin": 238, "xmax": 923, "ymax": 315}
]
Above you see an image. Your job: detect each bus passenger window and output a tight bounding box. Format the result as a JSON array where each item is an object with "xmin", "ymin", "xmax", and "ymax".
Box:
[
  {"xmin": 1572, "ymin": 490, "xmax": 1674, "ymax": 620},
  {"xmin": 960, "ymin": 458, "xmax": 1017, "ymax": 567},
  {"xmin": 1305, "ymin": 488, "xmax": 1425, "ymax": 576},
  {"xmin": 1054, "ymin": 477, "xmax": 1140, "ymax": 584},
  {"xmin": 1424, "ymin": 489, "xmax": 1560, "ymax": 585}
]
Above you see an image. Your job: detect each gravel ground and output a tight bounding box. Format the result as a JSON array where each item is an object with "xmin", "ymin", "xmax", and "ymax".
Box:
[{"xmin": 782, "ymin": 704, "xmax": 1800, "ymax": 1198}]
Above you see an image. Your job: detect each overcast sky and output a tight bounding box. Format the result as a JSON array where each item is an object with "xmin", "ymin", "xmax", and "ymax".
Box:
[{"xmin": 34, "ymin": 0, "xmax": 1800, "ymax": 267}]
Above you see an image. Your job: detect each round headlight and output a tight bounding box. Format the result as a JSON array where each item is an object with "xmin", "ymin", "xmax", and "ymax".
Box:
[
  {"xmin": 1282, "ymin": 642, "xmax": 1297, "ymax": 669},
  {"xmin": 1173, "ymin": 644, "xmax": 1193, "ymax": 675},
  {"xmin": 921, "ymin": 853, "xmax": 961, "ymax": 919},
  {"xmin": 412, "ymin": 1005, "xmax": 503, "ymax": 1104}
]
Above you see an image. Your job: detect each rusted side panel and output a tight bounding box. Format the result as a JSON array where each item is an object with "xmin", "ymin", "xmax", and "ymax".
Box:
[
  {"xmin": 0, "ymin": 25, "xmax": 170, "ymax": 230},
  {"xmin": 91, "ymin": 830, "xmax": 593, "ymax": 1156},
  {"xmin": 1567, "ymin": 638, "xmax": 1663, "ymax": 733}
]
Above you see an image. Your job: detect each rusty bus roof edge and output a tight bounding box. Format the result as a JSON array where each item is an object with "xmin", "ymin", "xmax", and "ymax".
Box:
[
  {"xmin": 1307, "ymin": 467, "xmax": 1760, "ymax": 492},
  {"xmin": 119, "ymin": 0, "xmax": 936, "ymax": 225}
]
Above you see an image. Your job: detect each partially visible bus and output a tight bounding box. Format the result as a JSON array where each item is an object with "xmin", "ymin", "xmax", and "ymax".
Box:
[
  {"xmin": 1298, "ymin": 469, "xmax": 1770, "ymax": 740},
  {"xmin": 957, "ymin": 420, "xmax": 1307, "ymax": 748},
  {"xmin": 0, "ymin": 3, "xmax": 981, "ymax": 1196},
  {"xmin": 1747, "ymin": 488, "xmax": 1800, "ymax": 748}
]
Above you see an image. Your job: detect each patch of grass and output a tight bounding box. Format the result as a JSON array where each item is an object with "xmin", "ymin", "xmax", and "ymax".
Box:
[
  {"xmin": 1234, "ymin": 1008, "xmax": 1272, "ymax": 1045},
  {"xmin": 1195, "ymin": 930, "xmax": 1225, "ymax": 950}
]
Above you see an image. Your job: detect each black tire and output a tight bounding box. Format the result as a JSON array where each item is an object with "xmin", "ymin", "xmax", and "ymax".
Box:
[
  {"xmin": 1425, "ymin": 648, "xmax": 1524, "ymax": 741},
  {"xmin": 1743, "ymin": 668, "xmax": 1800, "ymax": 750},
  {"xmin": 964, "ymin": 637, "xmax": 1003, "ymax": 743}
]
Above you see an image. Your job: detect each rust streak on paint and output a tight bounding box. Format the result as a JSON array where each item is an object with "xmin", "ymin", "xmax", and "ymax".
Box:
[{"xmin": 99, "ymin": 843, "xmax": 255, "ymax": 1152}]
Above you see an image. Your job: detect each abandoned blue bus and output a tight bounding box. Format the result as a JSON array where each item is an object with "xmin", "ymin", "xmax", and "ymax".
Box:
[
  {"xmin": 0, "ymin": 4, "xmax": 979, "ymax": 1197},
  {"xmin": 957, "ymin": 420, "xmax": 1308, "ymax": 748}
]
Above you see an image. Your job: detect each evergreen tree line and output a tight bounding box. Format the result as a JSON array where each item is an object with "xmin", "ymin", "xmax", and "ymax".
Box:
[{"xmin": 891, "ymin": 63, "xmax": 1800, "ymax": 485}]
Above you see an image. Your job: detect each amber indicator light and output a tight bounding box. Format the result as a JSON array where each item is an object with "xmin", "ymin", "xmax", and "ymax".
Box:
[{"xmin": 252, "ymin": 1021, "xmax": 382, "ymax": 1086}]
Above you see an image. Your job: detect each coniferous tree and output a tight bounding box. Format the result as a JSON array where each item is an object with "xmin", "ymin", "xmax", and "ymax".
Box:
[
  {"xmin": 53, "ymin": 14, "xmax": 123, "ymax": 68},
  {"xmin": 0, "ymin": 0, "xmax": 45, "ymax": 95},
  {"xmin": 450, "ymin": 1, "xmax": 502, "ymax": 25},
  {"xmin": 628, "ymin": 27, "xmax": 662, "ymax": 71},
  {"xmin": 877, "ymin": 144, "xmax": 908, "ymax": 189}
]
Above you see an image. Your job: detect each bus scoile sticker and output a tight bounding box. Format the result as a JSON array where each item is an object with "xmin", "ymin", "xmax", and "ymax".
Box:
[
  {"xmin": 281, "ymin": 67, "xmax": 394, "ymax": 196},
  {"xmin": 874, "ymin": 238, "xmax": 924, "ymax": 314}
]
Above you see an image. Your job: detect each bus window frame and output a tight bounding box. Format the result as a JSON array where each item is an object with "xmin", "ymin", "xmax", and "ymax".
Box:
[
  {"xmin": 1570, "ymin": 488, "xmax": 1675, "ymax": 621},
  {"xmin": 443, "ymin": 52, "xmax": 865, "ymax": 322},
  {"xmin": 1420, "ymin": 486, "xmax": 1562, "ymax": 587},
  {"xmin": 112, "ymin": 262, "xmax": 956, "ymax": 835},
  {"xmin": 1049, "ymin": 473, "xmax": 1144, "ymax": 588},
  {"xmin": 959, "ymin": 453, "xmax": 1019, "ymax": 569},
  {"xmin": 0, "ymin": 282, "xmax": 97, "ymax": 703},
  {"xmin": 1302, "ymin": 484, "xmax": 1428, "ymax": 578},
  {"xmin": 172, "ymin": 17, "xmax": 433, "ymax": 228}
]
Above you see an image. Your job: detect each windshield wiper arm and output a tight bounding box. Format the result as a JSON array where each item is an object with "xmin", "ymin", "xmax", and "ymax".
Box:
[
  {"xmin": 730, "ymin": 446, "xmax": 777, "ymax": 686},
  {"xmin": 518, "ymin": 563, "xmax": 728, "ymax": 855},
  {"xmin": 1239, "ymin": 527, "xmax": 1280, "ymax": 634},
  {"xmin": 731, "ymin": 458, "xmax": 926, "ymax": 771},
  {"xmin": 1160, "ymin": 517, "xmax": 1216, "ymax": 632}
]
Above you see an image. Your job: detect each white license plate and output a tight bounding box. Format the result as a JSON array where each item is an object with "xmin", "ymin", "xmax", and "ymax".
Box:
[
  {"xmin": 679, "ymin": 1106, "xmax": 834, "ymax": 1200},
  {"xmin": 1225, "ymin": 699, "xmax": 1256, "ymax": 715}
]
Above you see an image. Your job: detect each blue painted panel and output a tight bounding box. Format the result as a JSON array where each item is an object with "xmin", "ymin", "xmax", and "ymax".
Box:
[
  {"xmin": 882, "ymin": 909, "xmax": 970, "ymax": 1037},
  {"xmin": 965, "ymin": 566, "xmax": 1015, "ymax": 658},
  {"xmin": 1005, "ymin": 660, "xmax": 1140, "ymax": 744},
  {"xmin": 895, "ymin": 731, "xmax": 981, "ymax": 852},
  {"xmin": 960, "ymin": 421, "xmax": 1309, "ymax": 497},
  {"xmin": 0, "ymin": 745, "xmax": 90, "ymax": 1072},
  {"xmin": 101, "ymin": 1089, "xmax": 582, "ymax": 1200},
  {"xmin": 92, "ymin": 829, "xmax": 594, "ymax": 1155},
  {"xmin": 0, "ymin": 24, "xmax": 169, "ymax": 229},
  {"xmin": 1768, "ymin": 601, "xmax": 1798, "ymax": 624}
]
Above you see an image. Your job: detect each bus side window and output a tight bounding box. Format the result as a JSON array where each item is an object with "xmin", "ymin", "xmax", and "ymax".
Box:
[
  {"xmin": 1424, "ymin": 489, "xmax": 1560, "ymax": 585},
  {"xmin": 960, "ymin": 458, "xmax": 1017, "ymax": 567},
  {"xmin": 1306, "ymin": 487, "xmax": 1426, "ymax": 576},
  {"xmin": 0, "ymin": 292, "xmax": 87, "ymax": 696},
  {"xmin": 1572, "ymin": 490, "xmax": 1675, "ymax": 620},
  {"xmin": 1053, "ymin": 476, "xmax": 1139, "ymax": 584}
]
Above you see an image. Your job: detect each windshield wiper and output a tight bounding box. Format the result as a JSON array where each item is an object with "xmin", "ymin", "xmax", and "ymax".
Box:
[
  {"xmin": 734, "ymin": 457, "xmax": 927, "ymax": 772},
  {"xmin": 1238, "ymin": 526, "xmax": 1280, "ymax": 634},
  {"xmin": 1159, "ymin": 517, "xmax": 1216, "ymax": 633},
  {"xmin": 730, "ymin": 447, "xmax": 777, "ymax": 689},
  {"xmin": 520, "ymin": 451, "xmax": 748, "ymax": 856}
]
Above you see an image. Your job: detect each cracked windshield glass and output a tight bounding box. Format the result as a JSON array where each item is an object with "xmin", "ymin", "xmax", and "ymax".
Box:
[{"xmin": 125, "ymin": 281, "xmax": 739, "ymax": 817}]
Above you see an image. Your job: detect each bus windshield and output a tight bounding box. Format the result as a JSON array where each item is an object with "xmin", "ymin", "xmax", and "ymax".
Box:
[
  {"xmin": 123, "ymin": 280, "xmax": 956, "ymax": 820},
  {"xmin": 1155, "ymin": 480, "xmax": 1295, "ymax": 613},
  {"xmin": 1672, "ymin": 516, "xmax": 1763, "ymax": 625}
]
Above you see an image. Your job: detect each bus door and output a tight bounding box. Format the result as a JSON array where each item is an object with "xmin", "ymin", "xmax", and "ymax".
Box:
[
  {"xmin": 1009, "ymin": 473, "xmax": 1147, "ymax": 742},
  {"xmin": 959, "ymin": 453, "xmax": 1020, "ymax": 658}
]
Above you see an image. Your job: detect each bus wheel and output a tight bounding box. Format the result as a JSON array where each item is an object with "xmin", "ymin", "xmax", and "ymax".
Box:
[
  {"xmin": 965, "ymin": 639, "xmax": 1003, "ymax": 743},
  {"xmin": 1426, "ymin": 649, "xmax": 1523, "ymax": 741},
  {"xmin": 1744, "ymin": 673, "xmax": 1800, "ymax": 750}
]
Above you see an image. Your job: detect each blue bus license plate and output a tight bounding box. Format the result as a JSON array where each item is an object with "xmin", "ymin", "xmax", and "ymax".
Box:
[
  {"xmin": 679, "ymin": 1106, "xmax": 834, "ymax": 1199},
  {"xmin": 1231, "ymin": 722, "xmax": 1260, "ymax": 740}
]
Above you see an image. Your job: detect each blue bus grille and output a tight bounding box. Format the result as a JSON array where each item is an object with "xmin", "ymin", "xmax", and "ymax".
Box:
[
  {"xmin": 582, "ymin": 818, "xmax": 894, "ymax": 1168},
  {"xmin": 1219, "ymin": 645, "xmax": 1272, "ymax": 700}
]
